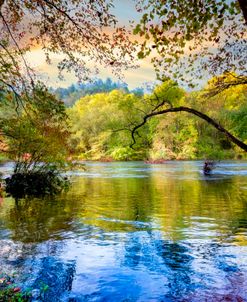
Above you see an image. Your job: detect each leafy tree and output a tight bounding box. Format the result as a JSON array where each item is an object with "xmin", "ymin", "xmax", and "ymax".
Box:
[
  {"xmin": 149, "ymin": 113, "xmax": 199, "ymax": 160},
  {"xmin": 130, "ymin": 80, "xmax": 247, "ymax": 152},
  {"xmin": 68, "ymin": 90, "xmax": 148, "ymax": 160},
  {"xmin": 134, "ymin": 0, "xmax": 247, "ymax": 88},
  {"xmin": 66, "ymin": 79, "xmax": 246, "ymax": 160},
  {"xmin": 0, "ymin": 84, "xmax": 69, "ymax": 173},
  {"xmin": 53, "ymin": 78, "xmax": 130, "ymax": 107},
  {"xmin": 0, "ymin": 0, "xmax": 136, "ymax": 133},
  {"xmin": 1, "ymin": 0, "xmax": 246, "ymax": 158},
  {"xmin": 130, "ymin": 1, "xmax": 247, "ymax": 153},
  {"xmin": 0, "ymin": 1, "xmax": 137, "ymax": 163}
]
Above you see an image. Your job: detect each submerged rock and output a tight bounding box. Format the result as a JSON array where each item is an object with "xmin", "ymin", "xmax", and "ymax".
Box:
[
  {"xmin": 0, "ymin": 240, "xmax": 33, "ymax": 275},
  {"xmin": 0, "ymin": 250, "xmax": 76, "ymax": 301}
]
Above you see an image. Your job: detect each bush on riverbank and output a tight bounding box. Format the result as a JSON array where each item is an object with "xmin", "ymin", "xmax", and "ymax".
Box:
[
  {"xmin": 5, "ymin": 169, "xmax": 69, "ymax": 198},
  {"xmin": 1, "ymin": 85, "xmax": 71, "ymax": 198}
]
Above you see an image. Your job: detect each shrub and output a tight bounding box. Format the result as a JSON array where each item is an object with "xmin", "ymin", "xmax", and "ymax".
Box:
[{"xmin": 5, "ymin": 169, "xmax": 69, "ymax": 198}]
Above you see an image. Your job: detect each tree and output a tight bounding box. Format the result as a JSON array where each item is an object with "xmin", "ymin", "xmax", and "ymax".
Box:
[
  {"xmin": 0, "ymin": 83, "xmax": 72, "ymax": 196},
  {"xmin": 0, "ymin": 0, "xmax": 137, "ymax": 171},
  {"xmin": 53, "ymin": 78, "xmax": 130, "ymax": 107},
  {"xmin": 67, "ymin": 90, "xmax": 148, "ymax": 160},
  {"xmin": 0, "ymin": 0, "xmax": 135, "ymax": 100},
  {"xmin": 130, "ymin": 2, "xmax": 247, "ymax": 153},
  {"xmin": 130, "ymin": 81, "xmax": 247, "ymax": 152},
  {"xmin": 65, "ymin": 79, "xmax": 246, "ymax": 159},
  {"xmin": 1, "ymin": 0, "xmax": 246, "ymax": 156},
  {"xmin": 0, "ymin": 84, "xmax": 70, "ymax": 173},
  {"xmin": 134, "ymin": 0, "xmax": 247, "ymax": 88}
]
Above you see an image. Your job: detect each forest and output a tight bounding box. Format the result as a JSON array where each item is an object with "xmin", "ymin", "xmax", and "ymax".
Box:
[
  {"xmin": 1, "ymin": 76, "xmax": 246, "ymax": 167},
  {"xmin": 66, "ymin": 76, "xmax": 247, "ymax": 161},
  {"xmin": 0, "ymin": 0, "xmax": 246, "ymax": 169},
  {"xmin": 0, "ymin": 0, "xmax": 247, "ymax": 301}
]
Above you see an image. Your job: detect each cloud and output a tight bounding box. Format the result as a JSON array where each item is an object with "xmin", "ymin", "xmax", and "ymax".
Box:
[{"xmin": 24, "ymin": 48, "xmax": 156, "ymax": 89}]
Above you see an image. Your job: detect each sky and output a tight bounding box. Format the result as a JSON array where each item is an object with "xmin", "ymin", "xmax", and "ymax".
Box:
[
  {"xmin": 25, "ymin": 1, "xmax": 157, "ymax": 90},
  {"xmin": 25, "ymin": 49, "xmax": 156, "ymax": 90}
]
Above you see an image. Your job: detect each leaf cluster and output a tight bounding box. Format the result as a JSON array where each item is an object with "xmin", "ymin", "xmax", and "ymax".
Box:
[
  {"xmin": 0, "ymin": 83, "xmax": 70, "ymax": 173},
  {"xmin": 134, "ymin": 0, "xmax": 247, "ymax": 87}
]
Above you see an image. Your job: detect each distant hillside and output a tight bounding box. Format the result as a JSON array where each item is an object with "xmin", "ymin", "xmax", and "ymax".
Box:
[{"xmin": 51, "ymin": 78, "xmax": 144, "ymax": 107}]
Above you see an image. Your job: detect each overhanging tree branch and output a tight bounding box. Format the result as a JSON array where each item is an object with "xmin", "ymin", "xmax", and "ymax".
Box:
[{"xmin": 130, "ymin": 106, "xmax": 247, "ymax": 152}]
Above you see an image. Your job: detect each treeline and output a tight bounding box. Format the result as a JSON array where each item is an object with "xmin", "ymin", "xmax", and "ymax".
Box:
[
  {"xmin": 67, "ymin": 77, "xmax": 247, "ymax": 160},
  {"xmin": 51, "ymin": 78, "xmax": 144, "ymax": 107},
  {"xmin": 1, "ymin": 77, "xmax": 246, "ymax": 165}
]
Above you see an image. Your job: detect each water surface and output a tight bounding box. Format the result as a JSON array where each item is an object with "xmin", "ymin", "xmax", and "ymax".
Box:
[{"xmin": 0, "ymin": 161, "xmax": 247, "ymax": 301}]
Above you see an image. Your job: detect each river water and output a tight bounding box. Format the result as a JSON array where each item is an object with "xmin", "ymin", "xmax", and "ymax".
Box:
[{"xmin": 0, "ymin": 161, "xmax": 247, "ymax": 301}]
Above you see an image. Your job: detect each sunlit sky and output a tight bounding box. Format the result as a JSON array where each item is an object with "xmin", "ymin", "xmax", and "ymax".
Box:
[{"xmin": 25, "ymin": 1, "xmax": 157, "ymax": 90}]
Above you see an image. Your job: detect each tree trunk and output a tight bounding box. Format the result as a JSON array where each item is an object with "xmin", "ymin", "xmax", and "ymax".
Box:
[
  {"xmin": 131, "ymin": 106, "xmax": 247, "ymax": 151},
  {"xmin": 238, "ymin": 0, "xmax": 247, "ymax": 24}
]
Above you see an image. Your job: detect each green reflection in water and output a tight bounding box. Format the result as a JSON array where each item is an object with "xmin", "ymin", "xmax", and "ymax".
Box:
[{"xmin": 0, "ymin": 163, "xmax": 247, "ymax": 245}]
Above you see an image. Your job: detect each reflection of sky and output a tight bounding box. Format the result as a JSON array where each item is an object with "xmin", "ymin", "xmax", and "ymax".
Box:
[{"xmin": 1, "ymin": 161, "xmax": 247, "ymax": 300}]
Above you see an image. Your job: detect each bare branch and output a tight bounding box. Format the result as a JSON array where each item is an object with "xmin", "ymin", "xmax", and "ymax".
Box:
[
  {"xmin": 0, "ymin": 12, "xmax": 34, "ymax": 86},
  {"xmin": 130, "ymin": 105, "xmax": 247, "ymax": 151}
]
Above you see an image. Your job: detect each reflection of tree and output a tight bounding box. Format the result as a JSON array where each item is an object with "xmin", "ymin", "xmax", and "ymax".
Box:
[
  {"xmin": 1, "ymin": 166, "xmax": 246, "ymax": 245},
  {"xmin": 121, "ymin": 231, "xmax": 194, "ymax": 299},
  {"xmin": 4, "ymin": 194, "xmax": 86, "ymax": 243},
  {"xmin": 157, "ymin": 241, "xmax": 193, "ymax": 299},
  {"xmin": 71, "ymin": 176, "xmax": 155, "ymax": 231},
  {"xmin": 148, "ymin": 174, "xmax": 247, "ymax": 243},
  {"xmin": 0, "ymin": 163, "xmax": 247, "ymax": 300}
]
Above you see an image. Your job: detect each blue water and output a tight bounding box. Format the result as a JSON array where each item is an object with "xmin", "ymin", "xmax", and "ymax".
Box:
[{"xmin": 0, "ymin": 161, "xmax": 247, "ymax": 301}]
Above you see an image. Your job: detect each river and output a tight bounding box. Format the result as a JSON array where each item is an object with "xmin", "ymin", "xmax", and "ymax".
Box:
[{"xmin": 0, "ymin": 161, "xmax": 247, "ymax": 301}]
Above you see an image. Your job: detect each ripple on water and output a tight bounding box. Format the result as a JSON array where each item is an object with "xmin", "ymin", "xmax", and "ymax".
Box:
[{"xmin": 0, "ymin": 161, "xmax": 247, "ymax": 301}]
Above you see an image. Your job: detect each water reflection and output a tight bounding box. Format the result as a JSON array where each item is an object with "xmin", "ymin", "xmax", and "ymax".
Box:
[
  {"xmin": 0, "ymin": 161, "xmax": 246, "ymax": 301},
  {"xmin": 1, "ymin": 197, "xmax": 81, "ymax": 242}
]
